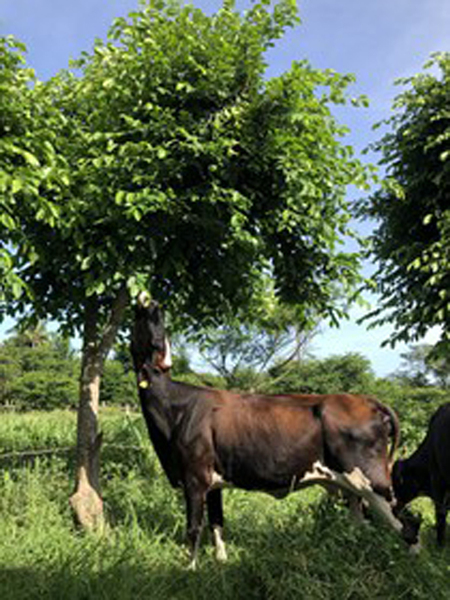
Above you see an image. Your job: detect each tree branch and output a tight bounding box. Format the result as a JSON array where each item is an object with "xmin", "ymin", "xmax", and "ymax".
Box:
[{"xmin": 99, "ymin": 284, "xmax": 130, "ymax": 360}]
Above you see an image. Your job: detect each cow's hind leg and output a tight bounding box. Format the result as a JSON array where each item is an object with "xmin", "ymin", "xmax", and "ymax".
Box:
[
  {"xmin": 184, "ymin": 481, "xmax": 206, "ymax": 570},
  {"xmin": 207, "ymin": 488, "xmax": 227, "ymax": 563},
  {"xmin": 431, "ymin": 477, "xmax": 448, "ymax": 547},
  {"xmin": 435, "ymin": 499, "xmax": 447, "ymax": 547}
]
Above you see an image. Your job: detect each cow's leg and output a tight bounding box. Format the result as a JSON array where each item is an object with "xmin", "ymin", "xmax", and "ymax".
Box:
[
  {"xmin": 346, "ymin": 493, "xmax": 366, "ymax": 523},
  {"xmin": 207, "ymin": 488, "xmax": 227, "ymax": 563},
  {"xmin": 435, "ymin": 503, "xmax": 446, "ymax": 546},
  {"xmin": 431, "ymin": 477, "xmax": 448, "ymax": 546},
  {"xmin": 434, "ymin": 499, "xmax": 447, "ymax": 547},
  {"xmin": 184, "ymin": 480, "xmax": 206, "ymax": 570}
]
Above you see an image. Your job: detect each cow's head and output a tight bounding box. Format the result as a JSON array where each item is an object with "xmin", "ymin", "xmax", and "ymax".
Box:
[
  {"xmin": 393, "ymin": 503, "xmax": 422, "ymax": 546},
  {"xmin": 392, "ymin": 459, "xmax": 421, "ymax": 509},
  {"xmin": 130, "ymin": 294, "xmax": 172, "ymax": 379},
  {"xmin": 321, "ymin": 396, "xmax": 397, "ymax": 501}
]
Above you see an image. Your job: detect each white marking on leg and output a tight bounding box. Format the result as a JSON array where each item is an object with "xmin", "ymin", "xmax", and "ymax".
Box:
[
  {"xmin": 210, "ymin": 471, "xmax": 233, "ymax": 490},
  {"xmin": 187, "ymin": 555, "xmax": 198, "ymax": 571},
  {"xmin": 188, "ymin": 531, "xmax": 202, "ymax": 571},
  {"xmin": 212, "ymin": 526, "xmax": 228, "ymax": 563}
]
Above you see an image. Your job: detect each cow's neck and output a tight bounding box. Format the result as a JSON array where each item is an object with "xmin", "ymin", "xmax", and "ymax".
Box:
[
  {"xmin": 138, "ymin": 370, "xmax": 174, "ymax": 435},
  {"xmin": 137, "ymin": 370, "xmax": 184, "ymax": 488}
]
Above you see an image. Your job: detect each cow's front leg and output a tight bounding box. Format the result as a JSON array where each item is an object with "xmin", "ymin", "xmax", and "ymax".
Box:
[
  {"xmin": 207, "ymin": 488, "xmax": 227, "ymax": 563},
  {"xmin": 184, "ymin": 479, "xmax": 206, "ymax": 570}
]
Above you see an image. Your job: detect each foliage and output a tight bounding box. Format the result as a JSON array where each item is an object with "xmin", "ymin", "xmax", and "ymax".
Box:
[
  {"xmin": 101, "ymin": 360, "xmax": 137, "ymax": 407},
  {"xmin": 0, "ymin": 327, "xmax": 138, "ymax": 409},
  {"xmin": 0, "ymin": 329, "xmax": 79, "ymax": 410},
  {"xmin": 360, "ymin": 52, "xmax": 450, "ymax": 350},
  {"xmin": 267, "ymin": 352, "xmax": 376, "ymax": 394},
  {"xmin": 392, "ymin": 344, "xmax": 450, "ymax": 389},
  {"xmin": 1, "ymin": 408, "xmax": 450, "ymax": 600},
  {"xmin": 0, "ymin": 36, "xmax": 68, "ymax": 306},
  {"xmin": 2, "ymin": 0, "xmax": 370, "ymax": 335}
]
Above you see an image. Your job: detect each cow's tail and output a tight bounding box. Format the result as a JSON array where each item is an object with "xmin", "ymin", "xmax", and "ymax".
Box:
[{"xmin": 375, "ymin": 399, "xmax": 400, "ymax": 464}]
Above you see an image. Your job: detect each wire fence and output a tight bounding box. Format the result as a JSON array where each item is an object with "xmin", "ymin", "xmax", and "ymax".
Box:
[{"xmin": 0, "ymin": 443, "xmax": 146, "ymax": 464}]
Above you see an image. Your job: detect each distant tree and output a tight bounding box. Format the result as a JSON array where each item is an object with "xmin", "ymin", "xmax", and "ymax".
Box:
[
  {"xmin": 9, "ymin": 322, "xmax": 49, "ymax": 348},
  {"xmin": 197, "ymin": 302, "xmax": 318, "ymax": 390},
  {"xmin": 270, "ymin": 352, "xmax": 375, "ymax": 394},
  {"xmin": 393, "ymin": 344, "xmax": 450, "ymax": 389},
  {"xmin": 0, "ymin": 327, "xmax": 79, "ymax": 409},
  {"xmin": 1, "ymin": 1, "xmax": 370, "ymax": 528},
  {"xmin": 391, "ymin": 345, "xmax": 432, "ymax": 388},
  {"xmin": 360, "ymin": 52, "xmax": 450, "ymax": 350},
  {"xmin": 427, "ymin": 352, "xmax": 450, "ymax": 389},
  {"xmin": 101, "ymin": 360, "xmax": 136, "ymax": 407}
]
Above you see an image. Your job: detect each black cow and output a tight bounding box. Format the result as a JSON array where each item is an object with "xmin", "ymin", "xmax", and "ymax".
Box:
[
  {"xmin": 131, "ymin": 296, "xmax": 404, "ymax": 568},
  {"xmin": 393, "ymin": 403, "xmax": 450, "ymax": 546}
]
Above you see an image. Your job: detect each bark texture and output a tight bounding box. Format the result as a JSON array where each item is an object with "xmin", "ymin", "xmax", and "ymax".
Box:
[{"xmin": 70, "ymin": 286, "xmax": 129, "ymax": 530}]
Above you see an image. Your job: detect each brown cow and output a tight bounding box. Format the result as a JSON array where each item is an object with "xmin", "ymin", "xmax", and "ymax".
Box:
[{"xmin": 131, "ymin": 296, "xmax": 405, "ymax": 568}]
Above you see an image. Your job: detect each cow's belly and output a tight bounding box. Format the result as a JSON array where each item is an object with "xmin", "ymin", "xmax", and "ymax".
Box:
[
  {"xmin": 210, "ymin": 403, "xmax": 323, "ymax": 493},
  {"xmin": 214, "ymin": 441, "xmax": 323, "ymax": 493}
]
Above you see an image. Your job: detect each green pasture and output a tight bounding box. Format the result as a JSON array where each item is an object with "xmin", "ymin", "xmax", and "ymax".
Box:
[{"xmin": 0, "ymin": 409, "xmax": 449, "ymax": 600}]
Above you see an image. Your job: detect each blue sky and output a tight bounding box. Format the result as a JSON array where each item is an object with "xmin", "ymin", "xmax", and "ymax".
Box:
[{"xmin": 1, "ymin": 0, "xmax": 449, "ymax": 376}]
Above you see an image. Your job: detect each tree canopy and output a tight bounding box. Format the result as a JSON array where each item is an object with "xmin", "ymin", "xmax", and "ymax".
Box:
[
  {"xmin": 1, "ymin": 0, "xmax": 369, "ymax": 334},
  {"xmin": 0, "ymin": 36, "xmax": 67, "ymax": 304},
  {"xmin": 360, "ymin": 52, "xmax": 450, "ymax": 350}
]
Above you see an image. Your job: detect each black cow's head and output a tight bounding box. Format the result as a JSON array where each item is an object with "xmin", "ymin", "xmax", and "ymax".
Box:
[
  {"xmin": 392, "ymin": 459, "xmax": 421, "ymax": 509},
  {"xmin": 130, "ymin": 294, "xmax": 172, "ymax": 377},
  {"xmin": 393, "ymin": 503, "xmax": 422, "ymax": 546}
]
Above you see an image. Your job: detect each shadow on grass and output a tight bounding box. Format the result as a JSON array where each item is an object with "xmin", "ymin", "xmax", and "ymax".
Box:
[
  {"xmin": 0, "ymin": 554, "xmax": 277, "ymax": 600},
  {"xmin": 2, "ymin": 495, "xmax": 450, "ymax": 600},
  {"xmin": 109, "ymin": 490, "xmax": 450, "ymax": 600},
  {"xmin": 3, "ymin": 446, "xmax": 450, "ymax": 600}
]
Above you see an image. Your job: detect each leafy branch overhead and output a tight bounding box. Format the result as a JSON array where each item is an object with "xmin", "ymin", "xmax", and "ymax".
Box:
[
  {"xmin": 0, "ymin": 37, "xmax": 68, "ymax": 304},
  {"xmin": 2, "ymin": 0, "xmax": 369, "ymax": 334},
  {"xmin": 360, "ymin": 52, "xmax": 450, "ymax": 350}
]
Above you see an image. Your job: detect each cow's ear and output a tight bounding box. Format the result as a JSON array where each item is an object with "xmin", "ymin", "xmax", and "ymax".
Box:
[{"xmin": 382, "ymin": 411, "xmax": 394, "ymax": 435}]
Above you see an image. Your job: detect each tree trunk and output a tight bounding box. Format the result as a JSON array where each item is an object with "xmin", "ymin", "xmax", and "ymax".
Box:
[
  {"xmin": 70, "ymin": 296, "xmax": 104, "ymax": 530},
  {"xmin": 70, "ymin": 286, "xmax": 129, "ymax": 530}
]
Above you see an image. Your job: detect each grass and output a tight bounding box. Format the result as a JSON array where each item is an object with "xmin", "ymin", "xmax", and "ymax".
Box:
[{"xmin": 1, "ymin": 409, "xmax": 450, "ymax": 600}]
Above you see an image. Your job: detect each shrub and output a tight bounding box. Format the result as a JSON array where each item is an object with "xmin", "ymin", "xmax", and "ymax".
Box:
[{"xmin": 6, "ymin": 371, "xmax": 79, "ymax": 410}]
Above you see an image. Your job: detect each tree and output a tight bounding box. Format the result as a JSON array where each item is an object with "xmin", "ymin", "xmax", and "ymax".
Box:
[
  {"xmin": 270, "ymin": 352, "xmax": 375, "ymax": 394},
  {"xmin": 9, "ymin": 321, "xmax": 49, "ymax": 348},
  {"xmin": 360, "ymin": 52, "xmax": 450, "ymax": 350},
  {"xmin": 1, "ymin": 1, "xmax": 370, "ymax": 528},
  {"xmin": 0, "ymin": 36, "xmax": 67, "ymax": 303},
  {"xmin": 393, "ymin": 344, "xmax": 450, "ymax": 389},
  {"xmin": 196, "ymin": 299, "xmax": 318, "ymax": 389},
  {"xmin": 392, "ymin": 345, "xmax": 432, "ymax": 388},
  {"xmin": 0, "ymin": 327, "xmax": 79, "ymax": 409}
]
